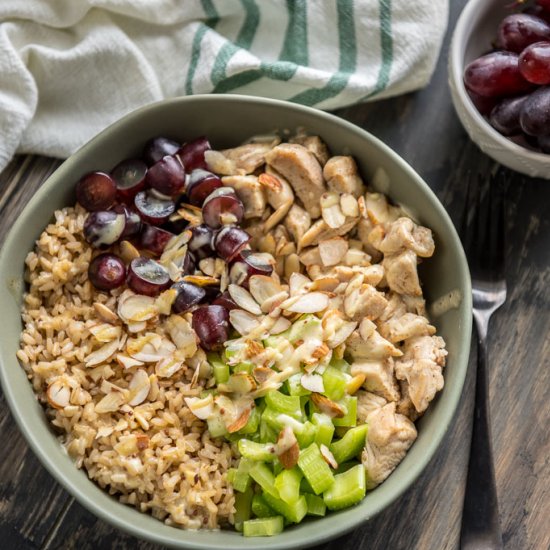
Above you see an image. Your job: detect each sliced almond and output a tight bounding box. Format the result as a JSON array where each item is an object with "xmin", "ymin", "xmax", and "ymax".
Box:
[
  {"xmin": 281, "ymin": 292, "xmax": 329, "ymax": 314},
  {"xmin": 310, "ymin": 393, "xmax": 345, "ymax": 418},
  {"xmin": 185, "ymin": 394, "xmax": 215, "ymax": 420},
  {"xmin": 154, "ymin": 288, "xmax": 177, "ymax": 316},
  {"xmin": 299, "ymin": 247, "xmax": 322, "ymax": 267},
  {"xmin": 269, "ymin": 316, "xmax": 291, "ymax": 334},
  {"xmin": 321, "ymin": 192, "xmax": 346, "ymax": 229},
  {"xmin": 340, "ymin": 193, "xmax": 359, "ymax": 217},
  {"xmin": 95, "ymin": 391, "xmax": 125, "ymax": 414},
  {"xmin": 301, "ymin": 373, "xmax": 325, "ymax": 393},
  {"xmin": 276, "ymin": 426, "xmax": 298, "ymax": 455},
  {"xmin": 309, "ymin": 276, "xmax": 340, "ymax": 292},
  {"xmin": 156, "ymin": 356, "xmax": 184, "ymax": 378},
  {"xmin": 226, "ymin": 406, "xmax": 252, "ymax": 433},
  {"xmin": 128, "ymin": 369, "xmax": 151, "ymax": 406},
  {"xmin": 284, "ymin": 253, "xmax": 301, "ymax": 280},
  {"xmin": 85, "ymin": 338, "xmax": 120, "ymax": 367},
  {"xmin": 88, "ymin": 323, "xmax": 121, "ymax": 343},
  {"xmin": 253, "ymin": 366, "xmax": 275, "ymax": 384},
  {"xmin": 249, "ymin": 275, "xmax": 288, "ymax": 313},
  {"xmin": 263, "ymin": 199, "xmax": 293, "ymax": 233},
  {"xmin": 347, "ymin": 373, "xmax": 366, "ymax": 395},
  {"xmin": 93, "ymin": 302, "xmax": 119, "ymax": 324},
  {"xmin": 116, "ymin": 354, "xmax": 144, "ymax": 370},
  {"xmin": 183, "ymin": 275, "xmax": 219, "ymax": 287},
  {"xmin": 289, "ymin": 272, "xmax": 311, "ymax": 296},
  {"xmin": 165, "ymin": 315, "xmax": 197, "ymax": 357},
  {"xmin": 318, "ymin": 237, "xmax": 349, "ymax": 267},
  {"xmin": 199, "ymin": 257, "xmax": 216, "ymax": 277},
  {"xmin": 118, "ymin": 293, "xmax": 157, "ymax": 323},
  {"xmin": 119, "ymin": 240, "xmax": 140, "ymax": 263},
  {"xmin": 47, "ymin": 379, "xmax": 71, "ymax": 409},
  {"xmin": 229, "ymin": 309, "xmax": 262, "ymax": 336},
  {"xmin": 258, "ymin": 172, "xmax": 282, "ymax": 192},
  {"xmin": 176, "ymin": 203, "xmax": 203, "ymax": 226},
  {"xmin": 279, "ymin": 441, "xmax": 300, "ymax": 470},
  {"xmin": 320, "ymin": 444, "xmax": 338, "ymax": 469},
  {"xmin": 224, "ymin": 372, "xmax": 257, "ymax": 394},
  {"xmin": 228, "ymin": 284, "xmax": 262, "ymax": 315}
]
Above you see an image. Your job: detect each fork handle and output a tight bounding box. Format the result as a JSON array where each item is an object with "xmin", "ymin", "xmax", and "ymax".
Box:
[{"xmin": 460, "ymin": 326, "xmax": 503, "ymax": 549}]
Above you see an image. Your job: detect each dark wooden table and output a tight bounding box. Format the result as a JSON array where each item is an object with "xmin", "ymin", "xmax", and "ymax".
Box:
[{"xmin": 1, "ymin": 2, "xmax": 549, "ymax": 549}]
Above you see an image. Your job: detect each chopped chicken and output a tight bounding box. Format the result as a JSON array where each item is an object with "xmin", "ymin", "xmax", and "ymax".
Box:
[
  {"xmin": 378, "ymin": 312, "xmax": 436, "ymax": 343},
  {"xmin": 368, "ymin": 217, "xmax": 435, "ymax": 258},
  {"xmin": 396, "ymin": 380, "xmax": 420, "ymax": 421},
  {"xmin": 222, "ymin": 175, "xmax": 266, "ymax": 219},
  {"xmin": 323, "ymin": 156, "xmax": 365, "ymax": 198},
  {"xmin": 289, "ymin": 134, "xmax": 330, "ymax": 166},
  {"xmin": 221, "ymin": 142, "xmax": 278, "ymax": 174},
  {"xmin": 351, "ymin": 359, "xmax": 400, "ymax": 402},
  {"xmin": 344, "ymin": 283, "xmax": 388, "ymax": 322},
  {"xmin": 383, "ymin": 250, "xmax": 422, "ymax": 296},
  {"xmin": 263, "ymin": 167, "xmax": 295, "ymax": 209},
  {"xmin": 346, "ymin": 329, "xmax": 402, "ymax": 361},
  {"xmin": 356, "ymin": 218, "xmax": 383, "ymax": 262},
  {"xmin": 365, "ymin": 192, "xmax": 401, "ymax": 225},
  {"xmin": 356, "ymin": 390, "xmax": 388, "ymax": 423},
  {"xmin": 394, "ymin": 335, "xmax": 447, "ymax": 414},
  {"xmin": 362, "ymin": 402, "xmax": 417, "ymax": 489},
  {"xmin": 285, "ymin": 204, "xmax": 312, "ymax": 245},
  {"xmin": 266, "ymin": 143, "xmax": 326, "ymax": 218}
]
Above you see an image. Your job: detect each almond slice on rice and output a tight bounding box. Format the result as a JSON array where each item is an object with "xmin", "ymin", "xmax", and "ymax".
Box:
[
  {"xmin": 118, "ymin": 292, "xmax": 158, "ymax": 323},
  {"xmin": 116, "ymin": 354, "xmax": 144, "ymax": 370},
  {"xmin": 185, "ymin": 394, "xmax": 215, "ymax": 420},
  {"xmin": 280, "ymin": 292, "xmax": 329, "ymax": 314},
  {"xmin": 229, "ymin": 309, "xmax": 262, "ymax": 336},
  {"xmin": 85, "ymin": 338, "xmax": 121, "ymax": 367},
  {"xmin": 249, "ymin": 275, "xmax": 288, "ymax": 313},
  {"xmin": 301, "ymin": 373, "xmax": 325, "ymax": 393},
  {"xmin": 95, "ymin": 391, "xmax": 126, "ymax": 414},
  {"xmin": 165, "ymin": 315, "xmax": 197, "ymax": 358},
  {"xmin": 228, "ymin": 284, "xmax": 262, "ymax": 315},
  {"xmin": 128, "ymin": 369, "xmax": 151, "ymax": 406},
  {"xmin": 93, "ymin": 302, "xmax": 119, "ymax": 324},
  {"xmin": 156, "ymin": 356, "xmax": 184, "ymax": 378},
  {"xmin": 47, "ymin": 378, "xmax": 71, "ymax": 409},
  {"xmin": 88, "ymin": 323, "xmax": 122, "ymax": 343},
  {"xmin": 154, "ymin": 289, "xmax": 177, "ymax": 316}
]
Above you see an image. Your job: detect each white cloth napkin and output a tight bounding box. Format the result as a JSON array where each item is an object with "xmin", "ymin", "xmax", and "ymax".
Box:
[{"xmin": 0, "ymin": 0, "xmax": 448, "ymax": 172}]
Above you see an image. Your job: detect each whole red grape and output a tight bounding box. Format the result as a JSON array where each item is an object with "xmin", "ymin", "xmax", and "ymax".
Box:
[
  {"xmin": 76, "ymin": 172, "xmax": 117, "ymax": 212},
  {"xmin": 519, "ymin": 86, "xmax": 550, "ymax": 136},
  {"xmin": 498, "ymin": 14, "xmax": 550, "ymax": 53},
  {"xmin": 489, "ymin": 95, "xmax": 528, "ymax": 136},
  {"xmin": 519, "ymin": 41, "xmax": 550, "ymax": 84},
  {"xmin": 88, "ymin": 253, "xmax": 126, "ymax": 291}
]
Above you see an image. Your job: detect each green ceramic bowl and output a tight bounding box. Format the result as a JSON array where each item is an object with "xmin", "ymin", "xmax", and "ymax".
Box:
[{"xmin": 0, "ymin": 95, "xmax": 471, "ymax": 549}]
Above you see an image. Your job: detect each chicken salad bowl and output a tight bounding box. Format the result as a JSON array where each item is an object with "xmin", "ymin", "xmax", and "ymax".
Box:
[{"xmin": 0, "ymin": 95, "xmax": 471, "ymax": 549}]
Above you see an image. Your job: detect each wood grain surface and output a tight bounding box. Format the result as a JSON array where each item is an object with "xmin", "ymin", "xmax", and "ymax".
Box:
[{"xmin": 0, "ymin": 1, "xmax": 549, "ymax": 549}]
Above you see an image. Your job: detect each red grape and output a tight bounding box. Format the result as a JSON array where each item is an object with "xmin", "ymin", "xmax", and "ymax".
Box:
[
  {"xmin": 498, "ymin": 14, "xmax": 550, "ymax": 53},
  {"xmin": 140, "ymin": 224, "xmax": 175, "ymax": 256},
  {"xmin": 177, "ymin": 137, "xmax": 211, "ymax": 171},
  {"xmin": 489, "ymin": 95, "xmax": 528, "ymax": 136},
  {"xmin": 111, "ymin": 159, "xmax": 147, "ymax": 201},
  {"xmin": 134, "ymin": 190, "xmax": 175, "ymax": 225},
  {"xmin": 526, "ymin": 5, "xmax": 550, "ymax": 25},
  {"xmin": 229, "ymin": 250, "xmax": 273, "ymax": 286},
  {"xmin": 538, "ymin": 134, "xmax": 550, "ymax": 152},
  {"xmin": 113, "ymin": 204, "xmax": 142, "ymax": 238},
  {"xmin": 212, "ymin": 291, "xmax": 239, "ymax": 311},
  {"xmin": 88, "ymin": 253, "xmax": 126, "ymax": 291},
  {"xmin": 537, "ymin": 1, "xmax": 550, "ymax": 13},
  {"xmin": 202, "ymin": 188, "xmax": 244, "ymax": 229},
  {"xmin": 84, "ymin": 210, "xmax": 126, "ymax": 248},
  {"xmin": 146, "ymin": 155, "xmax": 186, "ymax": 197},
  {"xmin": 172, "ymin": 281, "xmax": 206, "ymax": 313},
  {"xmin": 182, "ymin": 250, "xmax": 196, "ymax": 275},
  {"xmin": 191, "ymin": 305, "xmax": 229, "ymax": 350},
  {"xmin": 214, "ymin": 226, "xmax": 251, "ymax": 262},
  {"xmin": 143, "ymin": 137, "xmax": 180, "ymax": 166},
  {"xmin": 466, "ymin": 89, "xmax": 499, "ymax": 115},
  {"xmin": 520, "ymin": 86, "xmax": 550, "ymax": 135},
  {"xmin": 519, "ymin": 41, "xmax": 550, "ymax": 84},
  {"xmin": 188, "ymin": 224, "xmax": 215, "ymax": 259},
  {"xmin": 186, "ymin": 169, "xmax": 222, "ymax": 206},
  {"xmin": 464, "ymin": 51, "xmax": 532, "ymax": 97},
  {"xmin": 127, "ymin": 257, "xmax": 171, "ymax": 296},
  {"xmin": 76, "ymin": 172, "xmax": 117, "ymax": 212}
]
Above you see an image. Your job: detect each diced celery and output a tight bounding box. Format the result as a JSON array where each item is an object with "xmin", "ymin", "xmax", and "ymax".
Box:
[
  {"xmin": 208, "ymin": 352, "xmax": 230, "ymax": 384},
  {"xmin": 262, "ymin": 407, "xmax": 284, "ymax": 432},
  {"xmin": 238, "ymin": 439, "xmax": 277, "ymax": 462},
  {"xmin": 329, "ymin": 357, "xmax": 350, "ymax": 373},
  {"xmin": 300, "ymin": 476, "xmax": 315, "ymax": 494},
  {"xmin": 288, "ymin": 314, "xmax": 322, "ymax": 343},
  {"xmin": 286, "ymin": 373, "xmax": 311, "ymax": 397},
  {"xmin": 224, "ymin": 346, "xmax": 239, "ymax": 362},
  {"xmin": 311, "ymin": 413, "xmax": 335, "ymax": 448},
  {"xmin": 305, "ymin": 493, "xmax": 327, "ymax": 516},
  {"xmin": 243, "ymin": 516, "xmax": 284, "ymax": 537},
  {"xmin": 251, "ymin": 494, "xmax": 276, "ymax": 519},
  {"xmin": 207, "ymin": 415, "xmax": 228, "ymax": 438},
  {"xmin": 334, "ymin": 461, "xmax": 360, "ymax": 475},
  {"xmin": 295, "ymin": 421, "xmax": 317, "ymax": 449},
  {"xmin": 237, "ymin": 406, "xmax": 261, "ymax": 435},
  {"xmin": 233, "ymin": 361, "xmax": 254, "ymax": 374},
  {"xmin": 265, "ymin": 391, "xmax": 302, "ymax": 419},
  {"xmin": 323, "ymin": 464, "xmax": 366, "ymax": 510},
  {"xmin": 250, "ymin": 462, "xmax": 279, "ymax": 498},
  {"xmin": 263, "ymin": 492, "xmax": 308, "ymax": 524},
  {"xmin": 274, "ymin": 467, "xmax": 302, "ymax": 505},
  {"xmin": 234, "ymin": 486, "xmax": 254, "ymax": 531},
  {"xmin": 273, "ymin": 461, "xmax": 284, "ymax": 476},
  {"xmin": 322, "ymin": 366, "xmax": 348, "ymax": 401},
  {"xmin": 233, "ymin": 457, "xmax": 253, "ymax": 493},
  {"xmin": 298, "ymin": 443, "xmax": 335, "ymax": 495},
  {"xmin": 263, "ymin": 333, "xmax": 285, "ymax": 349},
  {"xmin": 332, "ymin": 396, "xmax": 357, "ymax": 427},
  {"xmin": 330, "ymin": 424, "xmax": 368, "ymax": 465},
  {"xmin": 260, "ymin": 419, "xmax": 278, "ymax": 443},
  {"xmin": 227, "ymin": 468, "xmax": 236, "ymax": 484}
]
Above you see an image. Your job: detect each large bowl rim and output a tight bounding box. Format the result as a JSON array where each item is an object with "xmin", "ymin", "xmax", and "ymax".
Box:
[
  {"xmin": 449, "ymin": 0, "xmax": 550, "ymax": 164},
  {"xmin": 0, "ymin": 94, "xmax": 472, "ymax": 549}
]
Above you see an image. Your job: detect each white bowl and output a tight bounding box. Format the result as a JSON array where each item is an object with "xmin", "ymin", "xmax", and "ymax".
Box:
[{"xmin": 449, "ymin": 0, "xmax": 550, "ymax": 178}]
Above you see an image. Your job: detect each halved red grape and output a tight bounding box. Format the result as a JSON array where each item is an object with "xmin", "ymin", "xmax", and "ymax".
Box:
[
  {"xmin": 212, "ymin": 291, "xmax": 239, "ymax": 311},
  {"xmin": 76, "ymin": 172, "xmax": 117, "ymax": 212},
  {"xmin": 177, "ymin": 137, "xmax": 211, "ymax": 171},
  {"xmin": 143, "ymin": 137, "xmax": 180, "ymax": 166},
  {"xmin": 88, "ymin": 253, "xmax": 126, "ymax": 291},
  {"xmin": 140, "ymin": 224, "xmax": 175, "ymax": 256},
  {"xmin": 464, "ymin": 52, "xmax": 532, "ymax": 97},
  {"xmin": 520, "ymin": 86, "xmax": 550, "ymax": 135},
  {"xmin": 191, "ymin": 305, "xmax": 229, "ymax": 350},
  {"xmin": 146, "ymin": 155, "xmax": 186, "ymax": 197},
  {"xmin": 113, "ymin": 204, "xmax": 142, "ymax": 238},
  {"xmin": 538, "ymin": 134, "xmax": 550, "ymax": 152},
  {"xmin": 84, "ymin": 210, "xmax": 126, "ymax": 248},
  {"xmin": 229, "ymin": 250, "xmax": 273, "ymax": 286},
  {"xmin": 202, "ymin": 188, "xmax": 244, "ymax": 229},
  {"xmin": 519, "ymin": 41, "xmax": 550, "ymax": 85},
  {"xmin": 182, "ymin": 250, "xmax": 196, "ymax": 275},
  {"xmin": 214, "ymin": 226, "xmax": 251, "ymax": 262},
  {"xmin": 498, "ymin": 14, "xmax": 550, "ymax": 53},
  {"xmin": 172, "ymin": 281, "xmax": 206, "ymax": 313},
  {"xmin": 127, "ymin": 257, "xmax": 171, "ymax": 296},
  {"xmin": 489, "ymin": 95, "xmax": 528, "ymax": 136},
  {"xmin": 111, "ymin": 159, "xmax": 147, "ymax": 201},
  {"xmin": 188, "ymin": 224, "xmax": 215, "ymax": 259},
  {"xmin": 134, "ymin": 190, "xmax": 175, "ymax": 225},
  {"xmin": 186, "ymin": 169, "xmax": 222, "ymax": 206}
]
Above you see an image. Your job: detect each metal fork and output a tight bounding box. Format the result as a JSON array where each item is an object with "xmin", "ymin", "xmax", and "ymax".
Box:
[{"xmin": 459, "ymin": 172, "xmax": 507, "ymax": 549}]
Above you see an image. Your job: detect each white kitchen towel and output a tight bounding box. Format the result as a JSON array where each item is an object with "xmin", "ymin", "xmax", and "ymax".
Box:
[{"xmin": 0, "ymin": 0, "xmax": 448, "ymax": 172}]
